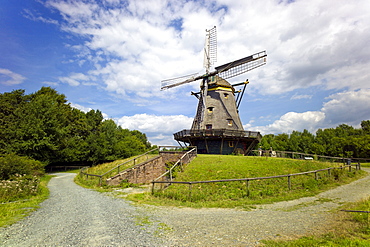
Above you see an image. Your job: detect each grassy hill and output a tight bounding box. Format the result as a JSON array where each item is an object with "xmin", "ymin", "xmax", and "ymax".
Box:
[{"xmin": 129, "ymin": 155, "xmax": 365, "ymax": 209}]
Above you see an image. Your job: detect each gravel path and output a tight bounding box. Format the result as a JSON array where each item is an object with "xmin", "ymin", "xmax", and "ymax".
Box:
[
  {"xmin": 0, "ymin": 173, "xmax": 171, "ymax": 247},
  {"xmin": 156, "ymin": 168, "xmax": 370, "ymax": 246},
  {"xmin": 1, "ymin": 169, "xmax": 370, "ymax": 247}
]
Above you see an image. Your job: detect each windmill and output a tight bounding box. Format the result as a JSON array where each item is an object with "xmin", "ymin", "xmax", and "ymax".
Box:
[{"xmin": 161, "ymin": 26, "xmax": 267, "ymax": 155}]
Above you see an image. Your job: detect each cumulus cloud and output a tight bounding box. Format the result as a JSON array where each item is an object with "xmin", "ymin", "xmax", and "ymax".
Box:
[
  {"xmin": 250, "ymin": 89, "xmax": 370, "ymax": 135},
  {"xmin": 117, "ymin": 113, "xmax": 193, "ymax": 145},
  {"xmin": 251, "ymin": 111, "xmax": 326, "ymax": 135},
  {"xmin": 0, "ymin": 68, "xmax": 26, "ymax": 85},
  {"xmin": 34, "ymin": 0, "xmax": 370, "ymax": 142},
  {"xmin": 59, "ymin": 72, "xmax": 92, "ymax": 86},
  {"xmin": 321, "ymin": 89, "xmax": 370, "ymax": 127},
  {"xmin": 39, "ymin": 0, "xmax": 370, "ymax": 102}
]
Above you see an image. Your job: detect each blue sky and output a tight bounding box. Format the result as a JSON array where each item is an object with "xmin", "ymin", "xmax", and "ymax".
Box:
[{"xmin": 1, "ymin": 0, "xmax": 369, "ymax": 145}]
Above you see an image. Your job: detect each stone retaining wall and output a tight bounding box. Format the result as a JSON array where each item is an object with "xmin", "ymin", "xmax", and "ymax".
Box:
[{"xmin": 106, "ymin": 152, "xmax": 186, "ymax": 186}]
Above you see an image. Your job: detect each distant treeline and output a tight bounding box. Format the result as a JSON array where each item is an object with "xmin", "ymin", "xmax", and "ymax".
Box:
[
  {"xmin": 259, "ymin": 120, "xmax": 370, "ymax": 158},
  {"xmin": 0, "ymin": 87, "xmax": 151, "ymax": 166}
]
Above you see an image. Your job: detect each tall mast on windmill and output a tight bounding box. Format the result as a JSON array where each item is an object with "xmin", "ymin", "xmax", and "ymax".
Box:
[{"xmin": 161, "ymin": 26, "xmax": 267, "ymax": 155}]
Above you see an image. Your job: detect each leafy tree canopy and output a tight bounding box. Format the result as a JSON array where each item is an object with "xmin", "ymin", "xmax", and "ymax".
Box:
[
  {"xmin": 260, "ymin": 120, "xmax": 370, "ymax": 158},
  {"xmin": 0, "ymin": 87, "xmax": 152, "ymax": 166}
]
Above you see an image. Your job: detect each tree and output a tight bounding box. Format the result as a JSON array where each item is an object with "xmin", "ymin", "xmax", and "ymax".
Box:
[{"xmin": 0, "ymin": 87, "xmax": 152, "ymax": 166}]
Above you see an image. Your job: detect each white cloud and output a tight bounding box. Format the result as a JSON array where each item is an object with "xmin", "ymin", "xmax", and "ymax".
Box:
[
  {"xmin": 70, "ymin": 103, "xmax": 92, "ymax": 113},
  {"xmin": 59, "ymin": 72, "xmax": 92, "ymax": 86},
  {"xmin": 290, "ymin": 94, "xmax": 312, "ymax": 100},
  {"xmin": 41, "ymin": 0, "xmax": 370, "ymax": 102},
  {"xmin": 251, "ymin": 111, "xmax": 326, "ymax": 135},
  {"xmin": 321, "ymin": 89, "xmax": 370, "ymax": 127},
  {"xmin": 71, "ymin": 103, "xmax": 109, "ymax": 119},
  {"xmin": 250, "ymin": 89, "xmax": 370, "ymax": 135},
  {"xmin": 117, "ymin": 113, "xmax": 193, "ymax": 145},
  {"xmin": 117, "ymin": 113, "xmax": 193, "ymax": 133},
  {"xmin": 0, "ymin": 68, "xmax": 26, "ymax": 85},
  {"xmin": 37, "ymin": 0, "xmax": 370, "ymax": 141}
]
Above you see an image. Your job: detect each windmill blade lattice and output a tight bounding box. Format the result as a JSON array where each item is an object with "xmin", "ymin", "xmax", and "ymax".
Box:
[
  {"xmin": 161, "ymin": 72, "xmax": 199, "ymax": 90},
  {"xmin": 203, "ymin": 26, "xmax": 217, "ymax": 73},
  {"xmin": 216, "ymin": 51, "xmax": 267, "ymax": 80}
]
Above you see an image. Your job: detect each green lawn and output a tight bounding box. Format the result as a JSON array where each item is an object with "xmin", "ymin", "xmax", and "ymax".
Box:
[{"xmin": 128, "ymin": 155, "xmax": 365, "ymax": 209}]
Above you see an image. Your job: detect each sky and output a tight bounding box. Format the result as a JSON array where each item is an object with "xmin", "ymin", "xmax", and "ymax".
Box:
[{"xmin": 1, "ymin": 0, "xmax": 369, "ymax": 146}]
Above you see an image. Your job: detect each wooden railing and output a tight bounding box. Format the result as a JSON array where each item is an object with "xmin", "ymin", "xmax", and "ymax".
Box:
[
  {"xmin": 174, "ymin": 129, "xmax": 262, "ymax": 139},
  {"xmin": 80, "ymin": 147, "xmax": 159, "ymax": 185},
  {"xmin": 151, "ymin": 147, "xmax": 197, "ymax": 191},
  {"xmin": 151, "ymin": 163, "xmax": 361, "ymax": 198},
  {"xmin": 79, "ymin": 146, "xmax": 195, "ymax": 185},
  {"xmin": 252, "ymin": 149, "xmax": 361, "ymax": 163}
]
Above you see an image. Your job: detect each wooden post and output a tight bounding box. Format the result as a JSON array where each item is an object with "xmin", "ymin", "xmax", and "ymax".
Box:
[
  {"xmin": 315, "ymin": 172, "xmax": 318, "ymax": 180},
  {"xmin": 246, "ymin": 180, "xmax": 250, "ymax": 197},
  {"xmin": 188, "ymin": 183, "xmax": 192, "ymax": 200},
  {"xmin": 288, "ymin": 176, "xmax": 291, "ymax": 190},
  {"xmin": 328, "ymin": 169, "xmax": 331, "ymax": 177},
  {"xmin": 151, "ymin": 182, "xmax": 155, "ymax": 194}
]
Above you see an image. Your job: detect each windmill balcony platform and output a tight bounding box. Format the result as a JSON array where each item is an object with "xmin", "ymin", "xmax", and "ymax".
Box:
[{"xmin": 174, "ymin": 129, "xmax": 262, "ymax": 141}]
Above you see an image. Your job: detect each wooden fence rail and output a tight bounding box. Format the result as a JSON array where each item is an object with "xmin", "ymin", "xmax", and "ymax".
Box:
[
  {"xmin": 152, "ymin": 147, "xmax": 197, "ymax": 184},
  {"xmin": 80, "ymin": 147, "xmax": 160, "ymax": 185},
  {"xmin": 80, "ymin": 146, "xmax": 193, "ymax": 185},
  {"xmin": 151, "ymin": 163, "xmax": 361, "ymax": 198}
]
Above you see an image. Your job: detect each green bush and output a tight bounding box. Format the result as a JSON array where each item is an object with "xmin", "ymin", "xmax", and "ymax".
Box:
[{"xmin": 0, "ymin": 154, "xmax": 45, "ymax": 180}]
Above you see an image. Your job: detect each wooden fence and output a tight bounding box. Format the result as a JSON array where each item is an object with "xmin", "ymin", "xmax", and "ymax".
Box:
[
  {"xmin": 151, "ymin": 162, "xmax": 361, "ymax": 198},
  {"xmin": 79, "ymin": 146, "xmax": 194, "ymax": 185},
  {"xmin": 80, "ymin": 147, "xmax": 159, "ymax": 185},
  {"xmin": 152, "ymin": 147, "xmax": 197, "ymax": 185}
]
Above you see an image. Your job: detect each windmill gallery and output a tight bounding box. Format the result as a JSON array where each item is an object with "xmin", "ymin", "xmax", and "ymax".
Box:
[{"xmin": 161, "ymin": 27, "xmax": 267, "ymax": 155}]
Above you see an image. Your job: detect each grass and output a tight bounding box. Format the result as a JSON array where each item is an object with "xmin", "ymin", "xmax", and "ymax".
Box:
[
  {"xmin": 127, "ymin": 155, "xmax": 366, "ymax": 209},
  {"xmin": 262, "ymin": 197, "xmax": 370, "ymax": 246},
  {"xmin": 0, "ymin": 175, "xmax": 53, "ymax": 227}
]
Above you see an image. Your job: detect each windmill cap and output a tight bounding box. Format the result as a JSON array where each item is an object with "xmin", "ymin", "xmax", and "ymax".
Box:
[{"xmin": 209, "ymin": 75, "xmax": 232, "ymax": 87}]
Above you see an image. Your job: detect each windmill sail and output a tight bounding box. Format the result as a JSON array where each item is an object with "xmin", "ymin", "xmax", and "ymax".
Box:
[
  {"xmin": 160, "ymin": 72, "xmax": 199, "ymax": 90},
  {"xmin": 216, "ymin": 51, "xmax": 267, "ymax": 80},
  {"xmin": 203, "ymin": 26, "xmax": 217, "ymax": 73}
]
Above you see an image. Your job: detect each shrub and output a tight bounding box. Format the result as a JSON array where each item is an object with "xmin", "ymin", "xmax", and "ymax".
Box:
[{"xmin": 0, "ymin": 154, "xmax": 45, "ymax": 180}]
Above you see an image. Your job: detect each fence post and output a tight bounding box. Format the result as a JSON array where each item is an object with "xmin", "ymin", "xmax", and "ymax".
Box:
[
  {"xmin": 246, "ymin": 180, "xmax": 250, "ymax": 197},
  {"xmin": 288, "ymin": 176, "xmax": 291, "ymax": 190},
  {"xmin": 151, "ymin": 182, "xmax": 155, "ymax": 194},
  {"xmin": 99, "ymin": 176, "xmax": 102, "ymax": 186},
  {"xmin": 315, "ymin": 172, "xmax": 318, "ymax": 180},
  {"xmin": 188, "ymin": 183, "xmax": 192, "ymax": 200}
]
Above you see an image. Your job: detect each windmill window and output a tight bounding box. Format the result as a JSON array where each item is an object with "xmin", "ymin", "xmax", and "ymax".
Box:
[
  {"xmin": 207, "ymin": 107, "xmax": 214, "ymax": 113},
  {"xmin": 224, "ymin": 93, "xmax": 229, "ymax": 99},
  {"xmin": 206, "ymin": 124, "xmax": 212, "ymax": 130},
  {"xmin": 227, "ymin": 119, "xmax": 233, "ymax": 126},
  {"xmin": 228, "ymin": 141, "xmax": 234, "ymax": 147}
]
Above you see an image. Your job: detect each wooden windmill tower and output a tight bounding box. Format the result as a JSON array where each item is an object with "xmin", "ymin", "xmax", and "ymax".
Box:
[{"xmin": 161, "ymin": 26, "xmax": 267, "ymax": 155}]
